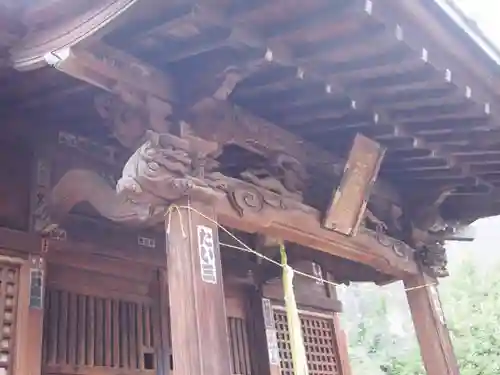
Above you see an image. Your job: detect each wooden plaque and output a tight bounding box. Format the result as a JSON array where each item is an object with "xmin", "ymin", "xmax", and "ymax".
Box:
[{"xmin": 323, "ymin": 133, "xmax": 385, "ymax": 236}]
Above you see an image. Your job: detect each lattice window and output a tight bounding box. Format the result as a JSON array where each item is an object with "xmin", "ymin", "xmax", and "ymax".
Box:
[
  {"xmin": 0, "ymin": 265, "xmax": 19, "ymax": 375},
  {"xmin": 273, "ymin": 309, "xmax": 340, "ymax": 375},
  {"xmin": 43, "ymin": 289, "xmax": 157, "ymax": 372},
  {"xmin": 228, "ymin": 317, "xmax": 251, "ymax": 375}
]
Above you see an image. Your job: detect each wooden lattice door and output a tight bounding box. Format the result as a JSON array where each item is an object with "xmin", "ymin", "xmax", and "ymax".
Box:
[
  {"xmin": 42, "ymin": 263, "xmax": 162, "ymax": 375},
  {"xmin": 0, "ymin": 264, "xmax": 19, "ymax": 375},
  {"xmin": 273, "ymin": 308, "xmax": 342, "ymax": 375}
]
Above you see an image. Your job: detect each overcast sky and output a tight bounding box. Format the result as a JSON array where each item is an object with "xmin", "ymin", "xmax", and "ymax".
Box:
[{"xmin": 452, "ymin": 0, "xmax": 500, "ymax": 48}]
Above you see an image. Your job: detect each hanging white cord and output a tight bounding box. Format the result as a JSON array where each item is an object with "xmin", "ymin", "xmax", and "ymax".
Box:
[{"xmin": 164, "ymin": 204, "xmax": 434, "ymax": 291}]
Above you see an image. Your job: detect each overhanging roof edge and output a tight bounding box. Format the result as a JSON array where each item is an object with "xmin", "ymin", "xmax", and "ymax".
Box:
[{"xmin": 432, "ymin": 0, "xmax": 500, "ymax": 66}]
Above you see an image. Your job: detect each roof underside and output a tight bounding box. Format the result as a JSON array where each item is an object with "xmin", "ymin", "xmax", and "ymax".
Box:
[{"xmin": 3, "ymin": 0, "xmax": 500, "ymax": 223}]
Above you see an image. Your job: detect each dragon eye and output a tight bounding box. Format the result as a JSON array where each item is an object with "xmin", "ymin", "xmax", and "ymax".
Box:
[{"xmin": 148, "ymin": 162, "xmax": 159, "ymax": 171}]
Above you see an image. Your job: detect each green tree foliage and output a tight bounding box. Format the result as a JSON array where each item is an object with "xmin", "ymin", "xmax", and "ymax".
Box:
[{"xmin": 344, "ymin": 253, "xmax": 500, "ymax": 375}]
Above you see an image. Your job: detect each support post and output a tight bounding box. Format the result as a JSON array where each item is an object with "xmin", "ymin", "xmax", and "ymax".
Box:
[
  {"xmin": 404, "ymin": 274, "xmax": 460, "ymax": 375},
  {"xmin": 246, "ymin": 287, "xmax": 280, "ymax": 375},
  {"xmin": 15, "ymin": 254, "xmax": 46, "ymax": 375},
  {"xmin": 166, "ymin": 198, "xmax": 231, "ymax": 375}
]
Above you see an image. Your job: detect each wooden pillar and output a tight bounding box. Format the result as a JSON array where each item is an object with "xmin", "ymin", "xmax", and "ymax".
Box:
[
  {"xmin": 15, "ymin": 254, "xmax": 46, "ymax": 375},
  {"xmin": 404, "ymin": 274, "xmax": 460, "ymax": 375},
  {"xmin": 246, "ymin": 287, "xmax": 280, "ymax": 375},
  {"xmin": 166, "ymin": 198, "xmax": 231, "ymax": 375},
  {"xmin": 332, "ymin": 314, "xmax": 352, "ymax": 375}
]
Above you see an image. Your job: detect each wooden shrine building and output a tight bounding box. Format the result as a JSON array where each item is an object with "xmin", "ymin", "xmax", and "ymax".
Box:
[{"xmin": 0, "ymin": 0, "xmax": 498, "ymax": 374}]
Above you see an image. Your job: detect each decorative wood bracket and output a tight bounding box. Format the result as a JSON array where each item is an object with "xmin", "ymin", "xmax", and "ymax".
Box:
[{"xmin": 112, "ymin": 130, "xmax": 417, "ymax": 278}]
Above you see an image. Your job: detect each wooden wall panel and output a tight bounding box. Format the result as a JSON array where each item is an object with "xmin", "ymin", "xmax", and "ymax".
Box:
[
  {"xmin": 43, "ymin": 288, "xmax": 157, "ymax": 374},
  {"xmin": 0, "ymin": 140, "xmax": 31, "ymax": 231},
  {"xmin": 42, "ymin": 260, "xmax": 159, "ymax": 375},
  {"xmin": 226, "ymin": 285, "xmax": 253, "ymax": 375}
]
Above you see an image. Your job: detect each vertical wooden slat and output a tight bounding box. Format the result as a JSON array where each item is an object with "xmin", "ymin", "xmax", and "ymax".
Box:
[
  {"xmin": 230, "ymin": 319, "xmax": 241, "ymax": 374},
  {"xmin": 112, "ymin": 300, "xmax": 120, "ymax": 367},
  {"xmin": 228, "ymin": 317, "xmax": 252, "ymax": 375},
  {"xmin": 128, "ymin": 303, "xmax": 138, "ymax": 369},
  {"xmin": 150, "ymin": 298, "xmax": 162, "ymax": 371},
  {"xmin": 0, "ymin": 269, "xmax": 8, "ymax": 349},
  {"xmin": 47, "ymin": 290, "xmax": 59, "ymax": 365},
  {"xmin": 68, "ymin": 292, "xmax": 78, "ymax": 365},
  {"xmin": 236, "ymin": 319, "xmax": 247, "ymax": 374},
  {"xmin": 120, "ymin": 301, "xmax": 129, "ymax": 368},
  {"xmin": 153, "ymin": 269, "xmax": 171, "ymax": 374},
  {"xmin": 58, "ymin": 290, "xmax": 68, "ymax": 364},
  {"xmin": 228, "ymin": 319, "xmax": 236, "ymax": 374},
  {"xmin": 137, "ymin": 303, "xmax": 145, "ymax": 370},
  {"xmin": 95, "ymin": 297, "xmax": 104, "ymax": 366},
  {"xmin": 246, "ymin": 289, "xmax": 273, "ymax": 375},
  {"xmin": 86, "ymin": 296, "xmax": 95, "ymax": 367},
  {"xmin": 104, "ymin": 299, "xmax": 113, "ymax": 367},
  {"xmin": 77, "ymin": 294, "xmax": 86, "ymax": 366},
  {"xmin": 240, "ymin": 318, "xmax": 252, "ymax": 375},
  {"xmin": 144, "ymin": 305, "xmax": 152, "ymax": 348},
  {"xmin": 42, "ymin": 288, "xmax": 49, "ymax": 364}
]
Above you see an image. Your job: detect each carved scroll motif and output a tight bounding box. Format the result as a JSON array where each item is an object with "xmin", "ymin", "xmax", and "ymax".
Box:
[
  {"xmin": 359, "ymin": 227, "xmax": 413, "ymax": 262},
  {"xmin": 115, "ymin": 130, "xmax": 310, "ymax": 219}
]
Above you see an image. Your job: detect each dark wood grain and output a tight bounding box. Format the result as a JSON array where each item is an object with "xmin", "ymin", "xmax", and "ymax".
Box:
[{"xmin": 167, "ymin": 198, "xmax": 231, "ymax": 375}]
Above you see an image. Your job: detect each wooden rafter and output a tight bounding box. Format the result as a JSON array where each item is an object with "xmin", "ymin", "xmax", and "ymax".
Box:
[{"xmin": 43, "ymin": 41, "xmax": 175, "ymax": 103}]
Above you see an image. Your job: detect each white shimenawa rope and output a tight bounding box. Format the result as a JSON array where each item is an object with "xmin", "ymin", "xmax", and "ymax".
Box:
[{"xmin": 164, "ymin": 204, "xmax": 435, "ymax": 292}]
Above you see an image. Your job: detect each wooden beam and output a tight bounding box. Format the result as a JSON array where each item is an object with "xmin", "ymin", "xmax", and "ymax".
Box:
[
  {"xmin": 187, "ymin": 99, "xmax": 400, "ymax": 204},
  {"xmin": 212, "ymin": 184, "xmax": 417, "ymax": 278},
  {"xmin": 404, "ymin": 274, "xmax": 460, "ymax": 375},
  {"xmin": 167, "ymin": 198, "xmax": 232, "ymax": 375},
  {"xmin": 43, "ymin": 41, "xmax": 176, "ymax": 105},
  {"xmin": 187, "ymin": 1, "xmax": 493, "ymax": 189},
  {"xmin": 323, "ymin": 134, "xmax": 385, "ymax": 236},
  {"xmin": 10, "ymin": 0, "xmax": 141, "ymax": 70}
]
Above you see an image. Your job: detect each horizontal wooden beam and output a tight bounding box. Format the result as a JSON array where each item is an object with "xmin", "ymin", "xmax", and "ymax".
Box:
[
  {"xmin": 0, "ymin": 224, "xmax": 165, "ymax": 269},
  {"xmin": 216, "ymin": 192, "xmax": 418, "ymax": 278},
  {"xmin": 44, "ymin": 41, "xmax": 176, "ymax": 104}
]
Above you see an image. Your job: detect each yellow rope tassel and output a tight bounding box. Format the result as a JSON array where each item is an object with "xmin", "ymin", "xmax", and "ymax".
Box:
[{"xmin": 281, "ymin": 244, "xmax": 309, "ymax": 375}]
